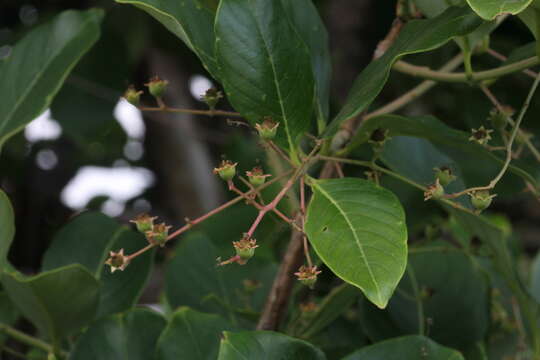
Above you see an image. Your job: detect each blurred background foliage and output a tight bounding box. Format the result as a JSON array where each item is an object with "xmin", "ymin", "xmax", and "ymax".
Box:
[{"xmin": 1, "ymin": 0, "xmax": 540, "ymax": 357}]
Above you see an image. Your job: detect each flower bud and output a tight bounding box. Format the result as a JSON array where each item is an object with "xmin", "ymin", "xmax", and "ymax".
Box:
[
  {"xmin": 469, "ymin": 190, "xmax": 496, "ymax": 212},
  {"xmin": 145, "ymin": 76, "xmax": 169, "ymax": 98},
  {"xmin": 233, "ymin": 237, "xmax": 258, "ymax": 265},
  {"xmin": 424, "ymin": 179, "xmax": 445, "ymax": 201},
  {"xmin": 469, "ymin": 126, "xmax": 493, "ymax": 146},
  {"xmin": 368, "ymin": 128, "xmax": 390, "ymax": 146},
  {"xmin": 488, "ymin": 106, "xmax": 513, "ymax": 130},
  {"xmin": 213, "ymin": 160, "xmax": 237, "ymax": 181},
  {"xmin": 255, "ymin": 117, "xmax": 279, "ymax": 140},
  {"xmin": 433, "ymin": 166, "xmax": 456, "ymax": 187},
  {"xmin": 130, "ymin": 213, "xmax": 157, "ymax": 233},
  {"xmin": 124, "ymin": 86, "xmax": 143, "ymax": 106},
  {"xmin": 294, "ymin": 265, "xmax": 322, "ymax": 289},
  {"xmin": 105, "ymin": 249, "xmax": 130, "ymax": 273},
  {"xmin": 146, "ymin": 223, "xmax": 171, "ymax": 247},
  {"xmin": 246, "ymin": 166, "xmax": 271, "ymax": 187},
  {"xmin": 202, "ymin": 87, "xmax": 223, "ymax": 111}
]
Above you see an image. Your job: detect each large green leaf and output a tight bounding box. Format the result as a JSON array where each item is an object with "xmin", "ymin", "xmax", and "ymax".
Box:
[
  {"xmin": 305, "ymin": 178, "xmax": 408, "ymax": 309},
  {"xmin": 215, "ymin": 0, "xmax": 315, "ymax": 154},
  {"xmin": 326, "ymin": 6, "xmax": 482, "ymax": 137},
  {"xmin": 466, "ymin": 0, "xmax": 533, "ymax": 20},
  {"xmin": 157, "ymin": 307, "xmax": 236, "ymax": 360},
  {"xmin": 0, "ymin": 9, "xmax": 103, "ymax": 152},
  {"xmin": 70, "ymin": 308, "xmax": 166, "ymax": 360},
  {"xmin": 165, "ymin": 233, "xmax": 276, "ymax": 325},
  {"xmin": 115, "ymin": 0, "xmax": 220, "ymax": 78},
  {"xmin": 350, "ymin": 114, "xmax": 539, "ymax": 194},
  {"xmin": 42, "ymin": 212, "xmax": 154, "ymax": 317},
  {"xmin": 280, "ymin": 0, "xmax": 331, "ymax": 130},
  {"xmin": 1, "ymin": 265, "xmax": 99, "ymax": 342},
  {"xmin": 0, "ymin": 190, "xmax": 14, "ymax": 271},
  {"xmin": 342, "ymin": 335, "xmax": 465, "ymax": 360},
  {"xmin": 361, "ymin": 248, "xmax": 489, "ymax": 351},
  {"xmin": 217, "ymin": 331, "xmax": 327, "ymax": 360}
]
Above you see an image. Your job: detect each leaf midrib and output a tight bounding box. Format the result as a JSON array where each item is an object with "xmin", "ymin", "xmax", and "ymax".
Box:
[
  {"xmin": 249, "ymin": 2, "xmax": 295, "ymax": 154},
  {"xmin": 0, "ymin": 12, "xmax": 97, "ymax": 138},
  {"xmin": 312, "ymin": 182, "xmax": 382, "ymax": 304}
]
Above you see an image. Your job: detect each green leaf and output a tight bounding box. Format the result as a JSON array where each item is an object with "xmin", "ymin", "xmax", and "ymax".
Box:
[
  {"xmin": 0, "ymin": 9, "xmax": 103, "ymax": 152},
  {"xmin": 114, "ymin": 0, "xmax": 220, "ymax": 78},
  {"xmin": 280, "ymin": 0, "xmax": 331, "ymax": 131},
  {"xmin": 361, "ymin": 248, "xmax": 490, "ymax": 351},
  {"xmin": 70, "ymin": 308, "xmax": 166, "ymax": 360},
  {"xmin": 297, "ymin": 284, "xmax": 360, "ymax": 339},
  {"xmin": 530, "ymin": 251, "xmax": 540, "ymax": 303},
  {"xmin": 466, "ymin": 0, "xmax": 533, "ymax": 20},
  {"xmin": 1, "ymin": 264, "xmax": 99, "ymax": 342},
  {"xmin": 157, "ymin": 307, "xmax": 236, "ymax": 360},
  {"xmin": 0, "ymin": 190, "xmax": 14, "ymax": 271},
  {"xmin": 215, "ymin": 0, "xmax": 315, "ymax": 154},
  {"xmin": 42, "ymin": 212, "xmax": 154, "ymax": 317},
  {"xmin": 305, "ymin": 178, "xmax": 408, "ymax": 309},
  {"xmin": 326, "ymin": 6, "xmax": 482, "ymax": 137},
  {"xmin": 342, "ymin": 335, "xmax": 464, "ymax": 360},
  {"xmin": 165, "ymin": 233, "xmax": 276, "ymax": 325},
  {"xmin": 218, "ymin": 331, "xmax": 327, "ymax": 360},
  {"xmin": 350, "ymin": 114, "xmax": 539, "ymax": 194}
]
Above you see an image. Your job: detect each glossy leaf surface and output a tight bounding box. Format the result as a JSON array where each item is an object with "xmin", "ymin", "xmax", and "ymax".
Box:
[
  {"xmin": 0, "ymin": 9, "xmax": 103, "ymax": 151},
  {"xmin": 1, "ymin": 265, "xmax": 99, "ymax": 342},
  {"xmin": 306, "ymin": 178, "xmax": 407, "ymax": 308},
  {"xmin": 218, "ymin": 331, "xmax": 327, "ymax": 360},
  {"xmin": 215, "ymin": 0, "xmax": 315, "ymax": 153}
]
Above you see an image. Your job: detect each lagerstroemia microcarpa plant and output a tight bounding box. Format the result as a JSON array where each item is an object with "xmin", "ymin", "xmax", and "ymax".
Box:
[{"xmin": 2, "ymin": 0, "xmax": 540, "ymax": 359}]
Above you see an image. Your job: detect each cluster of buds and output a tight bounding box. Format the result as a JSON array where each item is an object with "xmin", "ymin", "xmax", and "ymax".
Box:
[
  {"xmin": 233, "ymin": 237, "xmax": 259, "ymax": 265},
  {"xmin": 246, "ymin": 166, "xmax": 271, "ymax": 187},
  {"xmin": 255, "ymin": 116, "xmax": 279, "ymax": 140},
  {"xmin": 202, "ymin": 87, "xmax": 223, "ymax": 111},
  {"xmin": 424, "ymin": 178, "xmax": 445, "ymax": 201},
  {"xmin": 469, "ymin": 126, "xmax": 493, "ymax": 146},
  {"xmin": 433, "ymin": 166, "xmax": 456, "ymax": 187},
  {"xmin": 295, "ymin": 265, "xmax": 322, "ymax": 289},
  {"xmin": 213, "ymin": 160, "xmax": 238, "ymax": 181},
  {"xmin": 469, "ymin": 190, "xmax": 496, "ymax": 213},
  {"xmin": 105, "ymin": 249, "xmax": 130, "ymax": 273},
  {"xmin": 130, "ymin": 213, "xmax": 171, "ymax": 247},
  {"xmin": 123, "ymin": 76, "xmax": 169, "ymax": 106}
]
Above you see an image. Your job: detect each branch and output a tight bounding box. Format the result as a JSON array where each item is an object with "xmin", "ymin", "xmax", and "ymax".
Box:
[
  {"xmin": 364, "ymin": 53, "xmax": 464, "ymax": 120},
  {"xmin": 256, "ymin": 227, "xmax": 305, "ymax": 330},
  {"xmin": 138, "ymin": 105, "xmax": 241, "ymax": 118},
  {"xmin": 393, "ymin": 56, "xmax": 540, "ymax": 83}
]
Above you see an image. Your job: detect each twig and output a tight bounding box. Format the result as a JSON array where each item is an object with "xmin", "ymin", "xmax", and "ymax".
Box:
[
  {"xmin": 300, "ymin": 177, "xmax": 313, "ymax": 267},
  {"xmin": 244, "ymin": 143, "xmax": 320, "ymax": 239},
  {"xmin": 0, "ymin": 325, "xmax": 66, "ymax": 357},
  {"xmin": 486, "ymin": 48, "xmax": 538, "ymax": 79},
  {"xmin": 126, "ymin": 169, "xmax": 294, "ymax": 261},
  {"xmin": 393, "ymin": 56, "xmax": 540, "ymax": 83},
  {"xmin": 138, "ymin": 105, "xmax": 241, "ymax": 118},
  {"xmin": 256, "ymin": 228, "xmax": 305, "ymax": 331},
  {"xmin": 480, "ymin": 85, "xmax": 540, "ymax": 163},
  {"xmin": 446, "ymin": 72, "xmax": 540, "ymax": 199},
  {"xmin": 364, "ymin": 53, "xmax": 464, "ymax": 120}
]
